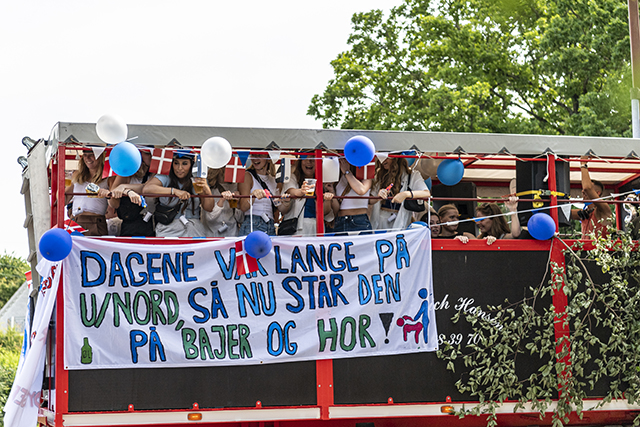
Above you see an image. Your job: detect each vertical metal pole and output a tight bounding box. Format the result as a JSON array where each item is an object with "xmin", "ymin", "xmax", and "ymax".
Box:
[
  {"xmin": 313, "ymin": 148, "xmax": 333, "ymax": 419},
  {"xmin": 55, "ymin": 145, "xmax": 68, "ymax": 426},
  {"xmin": 547, "ymin": 154, "xmax": 559, "ymax": 231},
  {"xmin": 629, "ymin": 0, "xmax": 640, "ymax": 137}
]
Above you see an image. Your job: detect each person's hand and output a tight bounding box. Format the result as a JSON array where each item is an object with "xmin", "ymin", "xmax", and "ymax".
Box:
[
  {"xmin": 97, "ymin": 188, "xmax": 111, "ymax": 198},
  {"xmin": 110, "ymin": 186, "xmax": 125, "ymax": 199},
  {"xmin": 174, "ymin": 189, "xmax": 191, "ymax": 201},
  {"xmin": 217, "ymin": 190, "xmax": 233, "ymax": 207},
  {"xmin": 280, "ymin": 193, "xmax": 291, "ymax": 203},
  {"xmin": 378, "ymin": 189, "xmax": 389, "ymax": 199},
  {"xmin": 486, "ymin": 236, "xmax": 497, "ymax": 245},
  {"xmin": 339, "ymin": 158, "xmax": 351, "ymax": 173},
  {"xmin": 454, "ymin": 235, "xmax": 469, "ymax": 244},
  {"xmin": 301, "ymin": 182, "xmax": 312, "ymax": 195},
  {"xmin": 323, "ymin": 192, "xmax": 334, "ymax": 201},
  {"xmin": 193, "ymin": 177, "xmax": 211, "ymax": 194},
  {"xmin": 505, "ymin": 196, "xmax": 518, "ymax": 212},
  {"xmin": 126, "ymin": 190, "xmax": 142, "ymax": 206},
  {"xmin": 252, "ymin": 189, "xmax": 266, "ymax": 199},
  {"xmin": 391, "ymin": 191, "xmax": 409, "ymax": 204}
]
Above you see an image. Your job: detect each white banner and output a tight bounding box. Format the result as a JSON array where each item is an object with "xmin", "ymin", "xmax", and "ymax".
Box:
[
  {"xmin": 4, "ymin": 260, "xmax": 60, "ymax": 427},
  {"xmin": 63, "ymin": 228, "xmax": 436, "ymax": 369}
]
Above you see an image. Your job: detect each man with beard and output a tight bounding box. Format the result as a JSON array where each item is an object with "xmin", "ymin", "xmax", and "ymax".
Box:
[{"xmin": 108, "ymin": 147, "xmax": 156, "ymax": 236}]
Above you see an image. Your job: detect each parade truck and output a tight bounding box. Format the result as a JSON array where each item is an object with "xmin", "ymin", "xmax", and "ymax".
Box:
[{"xmin": 11, "ymin": 122, "xmax": 640, "ymax": 427}]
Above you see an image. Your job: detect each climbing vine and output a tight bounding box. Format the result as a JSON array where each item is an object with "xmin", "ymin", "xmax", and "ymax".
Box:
[{"xmin": 438, "ymin": 230, "xmax": 640, "ymax": 427}]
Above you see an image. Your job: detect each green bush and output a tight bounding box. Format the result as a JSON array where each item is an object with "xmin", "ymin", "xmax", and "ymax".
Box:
[{"xmin": 0, "ymin": 329, "xmax": 23, "ymax": 426}]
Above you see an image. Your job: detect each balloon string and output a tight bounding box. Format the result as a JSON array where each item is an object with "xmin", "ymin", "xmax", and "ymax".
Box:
[{"xmin": 250, "ymin": 195, "xmax": 253, "ymax": 234}]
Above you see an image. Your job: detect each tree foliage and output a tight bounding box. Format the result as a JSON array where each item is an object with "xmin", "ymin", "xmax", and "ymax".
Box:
[
  {"xmin": 309, "ymin": 0, "xmax": 632, "ymax": 136},
  {"xmin": 438, "ymin": 229, "xmax": 640, "ymax": 426},
  {"xmin": 0, "ymin": 253, "xmax": 30, "ymax": 311},
  {"xmin": 0, "ymin": 329, "xmax": 22, "ymax": 426}
]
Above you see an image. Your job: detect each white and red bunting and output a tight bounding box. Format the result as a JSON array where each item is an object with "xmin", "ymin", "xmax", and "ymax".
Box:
[
  {"xmin": 101, "ymin": 148, "xmax": 116, "ymax": 179},
  {"xmin": 64, "ymin": 219, "xmax": 87, "ymax": 234},
  {"xmin": 355, "ymin": 161, "xmax": 376, "ymax": 180},
  {"xmin": 224, "ymin": 156, "xmax": 246, "ymax": 183},
  {"xmin": 150, "ymin": 148, "xmax": 174, "ymax": 176}
]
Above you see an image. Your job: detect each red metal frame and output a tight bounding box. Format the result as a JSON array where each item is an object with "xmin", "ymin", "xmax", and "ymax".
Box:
[{"xmin": 44, "ymin": 143, "xmax": 638, "ymax": 427}]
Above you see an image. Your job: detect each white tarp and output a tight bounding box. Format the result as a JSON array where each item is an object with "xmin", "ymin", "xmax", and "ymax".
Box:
[{"xmin": 63, "ymin": 228, "xmax": 437, "ymax": 369}]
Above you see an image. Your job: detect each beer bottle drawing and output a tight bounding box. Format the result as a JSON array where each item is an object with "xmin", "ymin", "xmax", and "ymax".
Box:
[{"xmin": 81, "ymin": 337, "xmax": 93, "ymax": 364}]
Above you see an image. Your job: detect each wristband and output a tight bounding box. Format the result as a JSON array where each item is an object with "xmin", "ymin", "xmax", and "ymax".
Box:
[{"xmin": 171, "ymin": 188, "xmax": 174, "ymax": 195}]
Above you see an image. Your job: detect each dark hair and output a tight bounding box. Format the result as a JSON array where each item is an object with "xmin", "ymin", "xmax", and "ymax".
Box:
[
  {"xmin": 475, "ymin": 203, "xmax": 510, "ymax": 239},
  {"xmin": 592, "ymin": 180, "xmax": 604, "ymax": 194},
  {"xmin": 169, "ymin": 157, "xmax": 195, "ymax": 214},
  {"xmin": 293, "ymin": 156, "xmax": 315, "ymax": 187}
]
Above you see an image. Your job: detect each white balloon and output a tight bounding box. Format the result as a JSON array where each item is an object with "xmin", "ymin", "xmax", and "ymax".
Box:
[
  {"xmin": 96, "ymin": 114, "xmax": 128, "ymax": 144},
  {"xmin": 322, "ymin": 157, "xmax": 340, "ymax": 182},
  {"xmin": 201, "ymin": 137, "xmax": 232, "ymax": 169}
]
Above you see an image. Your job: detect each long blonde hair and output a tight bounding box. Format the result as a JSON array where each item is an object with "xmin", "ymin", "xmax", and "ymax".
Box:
[
  {"xmin": 72, "ymin": 152, "xmax": 105, "ymax": 185},
  {"xmin": 373, "ymin": 158, "xmax": 409, "ymax": 197}
]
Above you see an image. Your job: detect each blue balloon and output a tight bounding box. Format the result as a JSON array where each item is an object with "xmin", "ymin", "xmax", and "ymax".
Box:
[
  {"xmin": 402, "ymin": 150, "xmax": 416, "ymax": 167},
  {"xmin": 110, "ymin": 141, "xmax": 141, "ymax": 177},
  {"xmin": 39, "ymin": 228, "xmax": 73, "ymax": 261},
  {"xmin": 437, "ymin": 159, "xmax": 465, "ymax": 186},
  {"xmin": 424, "ymin": 177, "xmax": 432, "ymax": 191},
  {"xmin": 344, "ymin": 135, "xmax": 375, "ymax": 167},
  {"xmin": 527, "ymin": 213, "xmax": 556, "ymax": 240},
  {"xmin": 245, "ymin": 231, "xmax": 272, "ymax": 259}
]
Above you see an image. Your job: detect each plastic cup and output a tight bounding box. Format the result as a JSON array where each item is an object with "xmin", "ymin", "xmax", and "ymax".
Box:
[
  {"xmin": 304, "ymin": 178, "xmax": 316, "ymax": 196},
  {"xmin": 191, "ymin": 178, "xmax": 204, "ymax": 195}
]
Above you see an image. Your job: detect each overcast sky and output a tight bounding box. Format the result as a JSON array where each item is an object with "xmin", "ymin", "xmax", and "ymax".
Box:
[{"xmin": 0, "ymin": 1, "xmax": 401, "ymax": 259}]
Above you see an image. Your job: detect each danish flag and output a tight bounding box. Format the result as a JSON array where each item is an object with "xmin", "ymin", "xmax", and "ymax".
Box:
[
  {"xmin": 224, "ymin": 156, "xmax": 246, "ymax": 183},
  {"xmin": 355, "ymin": 160, "xmax": 376, "ymax": 180},
  {"xmin": 64, "ymin": 219, "xmax": 87, "ymax": 234},
  {"xmin": 25, "ymin": 270, "xmax": 33, "ymax": 294},
  {"xmin": 101, "ymin": 148, "xmax": 116, "ymax": 179},
  {"xmin": 150, "ymin": 147, "xmax": 174, "ymax": 175},
  {"xmin": 235, "ymin": 240, "xmax": 259, "ymax": 276}
]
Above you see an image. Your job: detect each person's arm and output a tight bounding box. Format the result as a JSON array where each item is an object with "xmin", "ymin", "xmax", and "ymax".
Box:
[
  {"xmin": 238, "ymin": 174, "xmax": 253, "ymax": 213},
  {"xmin": 580, "ymin": 157, "xmax": 613, "ymax": 222},
  {"xmin": 143, "ymin": 177, "xmax": 190, "ymax": 201},
  {"xmin": 194, "ymin": 177, "xmax": 214, "ymax": 212},
  {"xmin": 339, "ymin": 158, "xmax": 371, "ymax": 195},
  {"xmin": 391, "ymin": 189, "xmax": 431, "ymax": 204},
  {"xmin": 504, "ymin": 196, "xmax": 521, "ymax": 239}
]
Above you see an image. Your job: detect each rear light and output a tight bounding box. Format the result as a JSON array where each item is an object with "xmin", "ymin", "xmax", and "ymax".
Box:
[{"xmin": 187, "ymin": 413, "xmax": 202, "ymax": 421}]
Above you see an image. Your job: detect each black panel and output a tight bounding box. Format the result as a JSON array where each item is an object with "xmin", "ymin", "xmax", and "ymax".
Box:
[
  {"xmin": 68, "ymin": 361, "xmax": 316, "ymax": 412},
  {"xmin": 431, "ymin": 182, "xmax": 477, "ymax": 235},
  {"xmin": 334, "ymin": 250, "xmax": 551, "ymax": 404},
  {"xmin": 516, "ymin": 156, "xmax": 571, "ymax": 226}
]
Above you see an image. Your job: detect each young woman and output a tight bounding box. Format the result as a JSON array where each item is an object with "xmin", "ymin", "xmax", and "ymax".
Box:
[
  {"xmin": 334, "ymin": 158, "xmax": 373, "ymax": 233},
  {"xmin": 108, "ymin": 148, "xmax": 155, "ymax": 237},
  {"xmin": 237, "ymin": 153, "xmax": 287, "ymax": 236},
  {"xmin": 475, "ymin": 197, "xmax": 520, "ymax": 244},
  {"xmin": 65, "ymin": 150, "xmax": 113, "ymax": 236},
  {"xmin": 281, "ymin": 156, "xmax": 335, "ymax": 236},
  {"xmin": 370, "ymin": 157, "xmax": 431, "ymax": 230},
  {"xmin": 202, "ymin": 167, "xmax": 242, "ymax": 238},
  {"xmin": 437, "ymin": 204, "xmax": 476, "ymax": 243},
  {"xmin": 143, "ymin": 150, "xmax": 214, "ymax": 237},
  {"xmin": 420, "ymin": 208, "xmax": 440, "ymax": 238}
]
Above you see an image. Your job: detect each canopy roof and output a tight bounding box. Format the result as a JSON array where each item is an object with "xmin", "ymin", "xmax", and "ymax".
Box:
[{"xmin": 51, "ymin": 122, "xmax": 640, "ymax": 188}]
